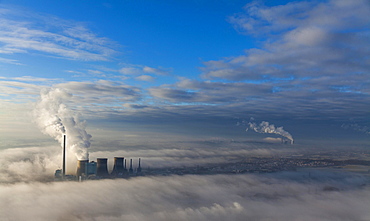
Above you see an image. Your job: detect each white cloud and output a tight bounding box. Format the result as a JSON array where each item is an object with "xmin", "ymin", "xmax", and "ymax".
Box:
[
  {"xmin": 136, "ymin": 75, "xmax": 155, "ymax": 82},
  {"xmin": 143, "ymin": 66, "xmax": 170, "ymax": 76},
  {"xmin": 263, "ymin": 137, "xmax": 283, "ymax": 143},
  {"xmin": 118, "ymin": 66, "xmax": 171, "ymax": 77},
  {"xmin": 56, "ymin": 80, "xmax": 142, "ymax": 103},
  {"xmin": 203, "ymin": 0, "xmax": 370, "ymax": 83},
  {"xmin": 149, "ymin": 79, "xmax": 271, "ymax": 103},
  {"xmin": 0, "ymin": 5, "xmax": 117, "ymax": 61},
  {"xmin": 0, "ymin": 146, "xmax": 61, "ymax": 183},
  {"xmin": 0, "ymin": 170, "xmax": 369, "ymax": 221},
  {"xmin": 119, "ymin": 67, "xmax": 141, "ymax": 75},
  {"xmin": 0, "ymin": 56, "xmax": 23, "ymax": 65}
]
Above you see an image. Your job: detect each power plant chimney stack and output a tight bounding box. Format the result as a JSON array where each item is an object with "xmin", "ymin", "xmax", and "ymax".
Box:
[
  {"xmin": 137, "ymin": 158, "xmax": 142, "ymax": 173},
  {"xmin": 96, "ymin": 158, "xmax": 109, "ymax": 177},
  {"xmin": 63, "ymin": 135, "xmax": 66, "ymax": 178},
  {"xmin": 111, "ymin": 157, "xmax": 124, "ymax": 176},
  {"xmin": 129, "ymin": 159, "xmax": 133, "ymax": 174}
]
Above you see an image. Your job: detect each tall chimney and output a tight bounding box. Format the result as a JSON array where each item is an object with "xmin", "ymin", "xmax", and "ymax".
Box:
[
  {"xmin": 63, "ymin": 135, "xmax": 66, "ymax": 178},
  {"xmin": 111, "ymin": 157, "xmax": 124, "ymax": 176},
  {"xmin": 129, "ymin": 159, "xmax": 133, "ymax": 174},
  {"xmin": 137, "ymin": 158, "xmax": 142, "ymax": 173},
  {"xmin": 77, "ymin": 160, "xmax": 88, "ymax": 177},
  {"xmin": 96, "ymin": 158, "xmax": 109, "ymax": 177}
]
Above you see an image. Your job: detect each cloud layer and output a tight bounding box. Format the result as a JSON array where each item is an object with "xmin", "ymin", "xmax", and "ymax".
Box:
[
  {"xmin": 147, "ymin": 0, "xmax": 370, "ymax": 123},
  {"xmin": 1, "ymin": 171, "xmax": 369, "ymax": 221},
  {"xmin": 209, "ymin": 0, "xmax": 370, "ymax": 81}
]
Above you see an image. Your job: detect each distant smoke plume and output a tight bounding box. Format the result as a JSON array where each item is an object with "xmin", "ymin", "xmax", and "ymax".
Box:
[
  {"xmin": 341, "ymin": 123, "xmax": 370, "ymax": 135},
  {"xmin": 247, "ymin": 121, "xmax": 294, "ymax": 144},
  {"xmin": 33, "ymin": 88, "xmax": 91, "ymax": 160}
]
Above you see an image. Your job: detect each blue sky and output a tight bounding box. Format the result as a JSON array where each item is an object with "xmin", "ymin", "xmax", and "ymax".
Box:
[{"xmin": 0, "ymin": 0, "xmax": 369, "ymax": 150}]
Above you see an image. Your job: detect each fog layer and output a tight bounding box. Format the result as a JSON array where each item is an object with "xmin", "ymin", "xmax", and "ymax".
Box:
[{"xmin": 1, "ymin": 172, "xmax": 369, "ymax": 221}]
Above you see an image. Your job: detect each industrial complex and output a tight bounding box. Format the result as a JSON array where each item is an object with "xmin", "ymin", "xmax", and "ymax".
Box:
[
  {"xmin": 54, "ymin": 135, "xmax": 370, "ymax": 182},
  {"xmin": 54, "ymin": 135, "xmax": 142, "ymax": 181}
]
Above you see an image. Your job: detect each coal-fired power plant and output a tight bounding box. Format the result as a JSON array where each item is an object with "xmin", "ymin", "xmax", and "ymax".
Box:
[{"xmin": 55, "ymin": 135, "xmax": 143, "ymax": 181}]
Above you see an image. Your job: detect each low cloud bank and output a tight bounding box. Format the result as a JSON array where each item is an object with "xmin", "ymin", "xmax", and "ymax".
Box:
[
  {"xmin": 0, "ymin": 172, "xmax": 369, "ymax": 221},
  {"xmin": 0, "ymin": 147, "xmax": 60, "ymax": 183},
  {"xmin": 0, "ymin": 143, "xmax": 290, "ymax": 183}
]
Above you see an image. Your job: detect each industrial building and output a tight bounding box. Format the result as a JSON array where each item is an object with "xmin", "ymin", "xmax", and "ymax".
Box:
[
  {"xmin": 56, "ymin": 157, "xmax": 143, "ymax": 181},
  {"xmin": 75, "ymin": 157, "xmax": 143, "ymax": 179},
  {"xmin": 55, "ymin": 135, "xmax": 143, "ymax": 181}
]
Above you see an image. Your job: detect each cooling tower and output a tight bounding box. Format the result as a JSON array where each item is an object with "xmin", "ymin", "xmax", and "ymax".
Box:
[
  {"xmin": 87, "ymin": 161, "xmax": 97, "ymax": 175},
  {"xmin": 96, "ymin": 158, "xmax": 109, "ymax": 177},
  {"xmin": 76, "ymin": 160, "xmax": 88, "ymax": 177},
  {"xmin": 111, "ymin": 157, "xmax": 125, "ymax": 176}
]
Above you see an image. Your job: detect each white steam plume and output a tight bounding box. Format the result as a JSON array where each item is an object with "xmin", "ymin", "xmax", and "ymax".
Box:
[
  {"xmin": 248, "ymin": 121, "xmax": 294, "ymax": 144},
  {"xmin": 33, "ymin": 88, "xmax": 92, "ymax": 160}
]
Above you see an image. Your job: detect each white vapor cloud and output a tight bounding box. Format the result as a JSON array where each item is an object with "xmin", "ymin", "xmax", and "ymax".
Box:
[
  {"xmin": 33, "ymin": 88, "xmax": 92, "ymax": 160},
  {"xmin": 0, "ymin": 146, "xmax": 60, "ymax": 183},
  {"xmin": 248, "ymin": 121, "xmax": 294, "ymax": 144},
  {"xmin": 341, "ymin": 123, "xmax": 370, "ymax": 135}
]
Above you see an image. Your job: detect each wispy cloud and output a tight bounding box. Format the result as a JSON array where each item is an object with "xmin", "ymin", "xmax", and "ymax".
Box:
[
  {"xmin": 118, "ymin": 65, "xmax": 171, "ymax": 82},
  {"xmin": 0, "ymin": 57, "xmax": 23, "ymax": 65},
  {"xmin": 143, "ymin": 66, "xmax": 171, "ymax": 76},
  {"xmin": 0, "ymin": 5, "xmax": 117, "ymax": 61},
  {"xmin": 56, "ymin": 80, "xmax": 142, "ymax": 104},
  {"xmin": 0, "ymin": 79, "xmax": 45, "ymax": 98},
  {"xmin": 136, "ymin": 75, "xmax": 156, "ymax": 82},
  {"xmin": 149, "ymin": 79, "xmax": 271, "ymax": 103}
]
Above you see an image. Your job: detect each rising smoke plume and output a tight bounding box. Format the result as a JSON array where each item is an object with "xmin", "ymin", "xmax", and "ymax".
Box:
[
  {"xmin": 247, "ymin": 121, "xmax": 294, "ymax": 144},
  {"xmin": 33, "ymin": 88, "xmax": 91, "ymax": 160}
]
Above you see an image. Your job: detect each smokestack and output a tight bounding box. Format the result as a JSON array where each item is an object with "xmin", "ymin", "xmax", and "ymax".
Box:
[
  {"xmin": 96, "ymin": 158, "xmax": 109, "ymax": 177},
  {"xmin": 137, "ymin": 158, "xmax": 142, "ymax": 173},
  {"xmin": 129, "ymin": 159, "xmax": 133, "ymax": 174},
  {"xmin": 63, "ymin": 135, "xmax": 66, "ymax": 178},
  {"xmin": 111, "ymin": 157, "xmax": 124, "ymax": 176},
  {"xmin": 77, "ymin": 160, "xmax": 88, "ymax": 177}
]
